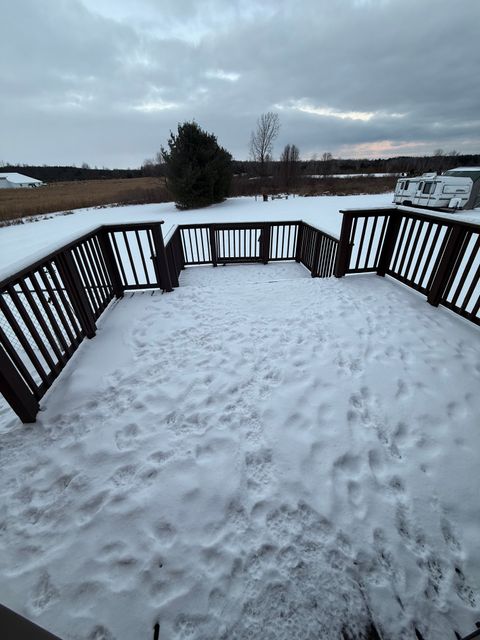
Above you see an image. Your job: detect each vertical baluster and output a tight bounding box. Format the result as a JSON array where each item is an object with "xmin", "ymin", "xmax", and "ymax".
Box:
[{"xmin": 109, "ymin": 232, "xmax": 128, "ymax": 287}]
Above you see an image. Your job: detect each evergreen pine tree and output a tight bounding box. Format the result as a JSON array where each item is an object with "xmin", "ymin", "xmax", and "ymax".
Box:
[{"xmin": 161, "ymin": 122, "xmax": 232, "ymax": 210}]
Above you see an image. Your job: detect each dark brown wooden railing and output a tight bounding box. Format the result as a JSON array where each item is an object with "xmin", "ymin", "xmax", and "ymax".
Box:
[
  {"xmin": 0, "ymin": 221, "xmax": 173, "ymax": 423},
  {"xmin": 2, "ymin": 208, "xmax": 478, "ymax": 425},
  {"xmin": 0, "ymin": 220, "xmax": 337, "ymax": 422},
  {"xmin": 176, "ymin": 221, "xmax": 337, "ymax": 275},
  {"xmin": 296, "ymin": 222, "xmax": 338, "ymax": 277},
  {"xmin": 178, "ymin": 221, "xmax": 299, "ymax": 266},
  {"xmin": 335, "ymin": 207, "xmax": 480, "ymax": 326}
]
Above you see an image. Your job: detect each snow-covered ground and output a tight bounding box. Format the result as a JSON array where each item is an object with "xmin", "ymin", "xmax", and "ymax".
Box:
[{"xmin": 1, "ymin": 262, "xmax": 479, "ymax": 640}]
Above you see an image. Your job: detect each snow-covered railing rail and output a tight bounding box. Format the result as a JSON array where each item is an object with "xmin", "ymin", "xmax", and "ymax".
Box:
[{"xmin": 335, "ymin": 207, "xmax": 480, "ymax": 326}]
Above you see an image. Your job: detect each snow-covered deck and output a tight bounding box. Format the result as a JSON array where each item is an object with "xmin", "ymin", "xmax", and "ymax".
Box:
[{"xmin": 1, "ymin": 263, "xmax": 480, "ymax": 640}]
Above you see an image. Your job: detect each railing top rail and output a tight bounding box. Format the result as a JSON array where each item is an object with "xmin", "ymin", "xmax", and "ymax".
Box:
[
  {"xmin": 340, "ymin": 206, "xmax": 480, "ymax": 231},
  {"xmin": 339, "ymin": 207, "xmax": 397, "ymax": 216},
  {"xmin": 460, "ymin": 626, "xmax": 480, "ymax": 640},
  {"xmin": 0, "ymin": 228, "xmax": 101, "ymax": 291},
  {"xmin": 396, "ymin": 205, "xmax": 480, "ymax": 230},
  {"xmin": 178, "ymin": 220, "xmax": 302, "ymax": 230},
  {"xmin": 0, "ymin": 221, "xmax": 166, "ymax": 290},
  {"xmin": 177, "ymin": 220, "xmax": 340, "ymax": 241},
  {"xmin": 300, "ymin": 222, "xmax": 339, "ymax": 242},
  {"xmin": 103, "ymin": 221, "xmax": 165, "ymax": 231}
]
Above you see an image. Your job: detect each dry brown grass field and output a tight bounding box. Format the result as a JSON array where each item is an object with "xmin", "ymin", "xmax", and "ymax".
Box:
[
  {"xmin": 230, "ymin": 175, "xmax": 397, "ymax": 197},
  {"xmin": 0, "ymin": 177, "xmax": 170, "ymax": 223},
  {"xmin": 0, "ymin": 175, "xmax": 396, "ymax": 224}
]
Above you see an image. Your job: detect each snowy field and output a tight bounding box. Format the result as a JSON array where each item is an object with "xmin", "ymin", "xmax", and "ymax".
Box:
[
  {"xmin": 305, "ymin": 173, "xmax": 401, "ymax": 178},
  {"xmin": 1, "ymin": 261, "xmax": 480, "ymax": 640}
]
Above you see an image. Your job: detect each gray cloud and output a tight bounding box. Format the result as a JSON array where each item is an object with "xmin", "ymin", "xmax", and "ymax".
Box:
[{"xmin": 1, "ymin": 0, "xmax": 479, "ymax": 166}]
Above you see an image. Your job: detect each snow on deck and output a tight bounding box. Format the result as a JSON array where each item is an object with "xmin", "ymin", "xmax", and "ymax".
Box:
[{"xmin": 1, "ymin": 264, "xmax": 480, "ymax": 640}]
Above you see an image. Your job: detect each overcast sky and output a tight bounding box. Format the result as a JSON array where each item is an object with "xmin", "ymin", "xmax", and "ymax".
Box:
[{"xmin": 1, "ymin": 0, "xmax": 479, "ymax": 168}]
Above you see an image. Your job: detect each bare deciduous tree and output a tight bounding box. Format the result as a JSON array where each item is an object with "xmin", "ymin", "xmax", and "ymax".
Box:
[
  {"xmin": 279, "ymin": 143, "xmax": 300, "ymax": 191},
  {"xmin": 249, "ymin": 112, "xmax": 280, "ymax": 173},
  {"xmin": 321, "ymin": 152, "xmax": 333, "ymax": 175}
]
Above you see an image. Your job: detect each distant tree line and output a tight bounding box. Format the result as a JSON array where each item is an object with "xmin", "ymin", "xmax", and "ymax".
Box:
[
  {"xmin": 0, "ymin": 164, "xmax": 145, "ymax": 182},
  {"xmin": 231, "ymin": 153, "xmax": 480, "ymax": 178},
  {"xmin": 3, "ymin": 153, "xmax": 479, "ymax": 186}
]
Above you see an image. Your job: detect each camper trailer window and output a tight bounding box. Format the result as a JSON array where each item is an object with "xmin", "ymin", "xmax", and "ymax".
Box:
[
  {"xmin": 423, "ymin": 181, "xmax": 433, "ymax": 194},
  {"xmin": 443, "ymin": 185, "xmax": 469, "ymax": 194}
]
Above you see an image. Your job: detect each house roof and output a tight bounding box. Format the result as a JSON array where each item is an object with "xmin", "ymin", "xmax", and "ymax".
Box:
[{"xmin": 0, "ymin": 172, "xmax": 43, "ymax": 184}]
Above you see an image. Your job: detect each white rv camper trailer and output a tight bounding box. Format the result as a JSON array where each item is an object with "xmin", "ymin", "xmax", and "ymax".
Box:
[
  {"xmin": 394, "ymin": 176, "xmax": 424, "ymax": 205},
  {"xmin": 394, "ymin": 167, "xmax": 480, "ymax": 210}
]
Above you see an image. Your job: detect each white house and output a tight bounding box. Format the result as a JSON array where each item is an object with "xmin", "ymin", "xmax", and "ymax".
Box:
[{"xmin": 0, "ymin": 172, "xmax": 44, "ymax": 189}]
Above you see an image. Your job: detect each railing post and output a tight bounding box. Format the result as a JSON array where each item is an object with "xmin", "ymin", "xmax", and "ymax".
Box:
[
  {"xmin": 97, "ymin": 229, "xmax": 124, "ymax": 298},
  {"xmin": 171, "ymin": 228, "xmax": 185, "ymax": 271},
  {"xmin": 166, "ymin": 242, "xmax": 179, "ymax": 288},
  {"xmin": 151, "ymin": 223, "xmax": 173, "ymax": 292},
  {"xmin": 261, "ymin": 224, "xmax": 271, "ymax": 264},
  {"xmin": 209, "ymin": 226, "xmax": 218, "ymax": 267},
  {"xmin": 376, "ymin": 214, "xmax": 401, "ymax": 277},
  {"xmin": 0, "ymin": 345, "xmax": 39, "ymax": 422},
  {"xmin": 427, "ymin": 225, "xmax": 468, "ymax": 307},
  {"xmin": 56, "ymin": 252, "xmax": 97, "ymax": 338},
  {"xmin": 334, "ymin": 213, "xmax": 354, "ymax": 277},
  {"xmin": 311, "ymin": 231, "xmax": 321, "ymax": 278},
  {"xmin": 295, "ymin": 223, "xmax": 304, "ymax": 263}
]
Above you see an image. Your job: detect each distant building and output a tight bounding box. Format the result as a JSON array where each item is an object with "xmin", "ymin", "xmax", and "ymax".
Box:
[{"xmin": 0, "ymin": 172, "xmax": 44, "ymax": 189}]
